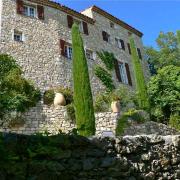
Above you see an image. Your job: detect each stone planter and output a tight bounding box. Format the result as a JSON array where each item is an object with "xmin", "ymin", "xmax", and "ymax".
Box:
[
  {"xmin": 54, "ymin": 93, "xmax": 66, "ymax": 107},
  {"xmin": 111, "ymin": 101, "xmax": 120, "ymax": 113}
]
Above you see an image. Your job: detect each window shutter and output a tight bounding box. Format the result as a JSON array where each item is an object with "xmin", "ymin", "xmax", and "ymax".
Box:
[
  {"xmin": 60, "ymin": 39, "xmax": 65, "ymax": 56},
  {"xmin": 127, "ymin": 43, "xmax": 131, "ymax": 54},
  {"xmin": 37, "ymin": 5, "xmax": 44, "ymax": 20},
  {"xmin": 114, "ymin": 59, "xmax": 122, "ymax": 82},
  {"xmin": 120, "ymin": 39, "xmax": 125, "ymax": 50},
  {"xmin": 67, "ymin": 15, "xmax": 73, "ymax": 28},
  {"xmin": 17, "ymin": 0, "xmax": 24, "ymax": 14},
  {"xmin": 83, "ymin": 22, "xmax": 89, "ymax": 35},
  {"xmin": 102, "ymin": 31, "xmax": 108, "ymax": 42},
  {"xmin": 137, "ymin": 48, "xmax": 142, "ymax": 59},
  {"xmin": 125, "ymin": 63, "xmax": 132, "ymax": 86}
]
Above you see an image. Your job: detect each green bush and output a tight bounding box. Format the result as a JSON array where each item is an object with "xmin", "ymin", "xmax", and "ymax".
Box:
[
  {"xmin": 0, "ymin": 54, "xmax": 41, "ymax": 119},
  {"xmin": 72, "ymin": 23, "xmax": 95, "ymax": 136},
  {"xmin": 94, "ymin": 93, "xmax": 110, "ymax": 112},
  {"xmin": 43, "ymin": 87, "xmax": 73, "ymax": 106},
  {"xmin": 147, "ymin": 65, "xmax": 180, "ymax": 123},
  {"xmin": 116, "ymin": 115, "xmax": 129, "ymax": 136},
  {"xmin": 116, "ymin": 108, "xmax": 145, "ymax": 136},
  {"xmin": 169, "ymin": 113, "xmax": 180, "ymax": 131},
  {"xmin": 55, "ymin": 87, "xmax": 73, "ymax": 105},
  {"xmin": 66, "ymin": 103, "xmax": 76, "ymax": 122},
  {"xmin": 43, "ymin": 89, "xmax": 55, "ymax": 105},
  {"xmin": 94, "ymin": 66, "xmax": 115, "ymax": 92}
]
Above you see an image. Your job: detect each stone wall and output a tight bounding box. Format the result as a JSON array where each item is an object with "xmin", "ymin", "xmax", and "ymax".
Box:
[
  {"xmin": 123, "ymin": 121, "xmax": 180, "ymax": 136},
  {"xmin": 0, "ymin": 0, "xmax": 150, "ymax": 96},
  {"xmin": 1, "ymin": 134, "xmax": 180, "ymax": 179},
  {"xmin": 0, "ymin": 103, "xmax": 120, "ymax": 136}
]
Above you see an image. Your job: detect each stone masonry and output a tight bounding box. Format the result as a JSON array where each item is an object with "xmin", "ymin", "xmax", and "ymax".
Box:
[
  {"xmin": 0, "ymin": 102, "xmax": 120, "ymax": 136},
  {"xmin": 1, "ymin": 133, "xmax": 180, "ymax": 179},
  {"xmin": 0, "ymin": 0, "xmax": 150, "ymax": 94}
]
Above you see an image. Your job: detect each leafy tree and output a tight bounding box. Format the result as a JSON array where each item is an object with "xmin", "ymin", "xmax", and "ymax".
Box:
[
  {"xmin": 145, "ymin": 31, "xmax": 180, "ymax": 74},
  {"xmin": 147, "ymin": 65, "xmax": 180, "ymax": 123},
  {"xmin": 71, "ymin": 23, "xmax": 95, "ymax": 136},
  {"xmin": 129, "ymin": 37, "xmax": 149, "ymax": 110},
  {"xmin": 0, "ymin": 54, "xmax": 41, "ymax": 119},
  {"xmin": 177, "ymin": 30, "xmax": 180, "ymax": 49}
]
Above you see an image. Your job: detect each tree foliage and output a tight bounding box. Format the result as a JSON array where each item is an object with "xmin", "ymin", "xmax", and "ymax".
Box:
[
  {"xmin": 129, "ymin": 37, "xmax": 149, "ymax": 110},
  {"xmin": 147, "ymin": 65, "xmax": 180, "ymax": 123},
  {"xmin": 94, "ymin": 66, "xmax": 115, "ymax": 92},
  {"xmin": 145, "ymin": 31, "xmax": 180, "ymax": 74},
  {"xmin": 0, "ymin": 54, "xmax": 41, "ymax": 119},
  {"xmin": 72, "ymin": 23, "xmax": 95, "ymax": 136}
]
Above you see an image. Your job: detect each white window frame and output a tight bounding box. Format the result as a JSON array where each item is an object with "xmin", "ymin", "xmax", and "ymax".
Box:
[
  {"xmin": 23, "ymin": 4, "xmax": 37, "ymax": 18},
  {"xmin": 65, "ymin": 45, "xmax": 73, "ymax": 60},
  {"xmin": 119, "ymin": 63, "xmax": 128, "ymax": 84},
  {"xmin": 115, "ymin": 38, "xmax": 121, "ymax": 49},
  {"xmin": 13, "ymin": 30, "xmax": 25, "ymax": 42}
]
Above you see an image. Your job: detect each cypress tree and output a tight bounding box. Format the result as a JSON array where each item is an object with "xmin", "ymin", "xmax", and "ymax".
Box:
[
  {"xmin": 71, "ymin": 23, "xmax": 95, "ymax": 136},
  {"xmin": 177, "ymin": 30, "xmax": 180, "ymax": 49},
  {"xmin": 129, "ymin": 36, "xmax": 149, "ymax": 109}
]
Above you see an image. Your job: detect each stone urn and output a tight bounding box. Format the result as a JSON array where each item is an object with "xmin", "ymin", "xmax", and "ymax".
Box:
[
  {"xmin": 111, "ymin": 101, "xmax": 120, "ymax": 113},
  {"xmin": 54, "ymin": 93, "xmax": 66, "ymax": 107}
]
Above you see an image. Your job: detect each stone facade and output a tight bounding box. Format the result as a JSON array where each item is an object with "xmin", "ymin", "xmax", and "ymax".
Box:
[
  {"xmin": 0, "ymin": 0, "xmax": 150, "ymax": 95},
  {"xmin": 0, "ymin": 103, "xmax": 120, "ymax": 136},
  {"xmin": 1, "ymin": 133, "xmax": 180, "ymax": 179}
]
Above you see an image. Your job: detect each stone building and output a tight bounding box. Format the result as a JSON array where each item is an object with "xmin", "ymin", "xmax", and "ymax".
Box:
[
  {"xmin": 0, "ymin": 0, "xmax": 149, "ymax": 94},
  {"xmin": 0, "ymin": 0, "xmax": 150, "ymax": 135}
]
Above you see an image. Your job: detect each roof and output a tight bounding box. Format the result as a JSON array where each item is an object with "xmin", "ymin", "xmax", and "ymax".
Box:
[
  {"xmin": 85, "ymin": 6, "xmax": 143, "ymax": 37},
  {"xmin": 28, "ymin": 0, "xmax": 95, "ymax": 24},
  {"xmin": 28, "ymin": 1, "xmax": 143, "ymax": 37}
]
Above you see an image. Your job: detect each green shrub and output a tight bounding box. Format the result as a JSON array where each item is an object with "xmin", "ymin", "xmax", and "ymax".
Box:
[
  {"xmin": 43, "ymin": 87, "xmax": 73, "ymax": 106},
  {"xmin": 94, "ymin": 93, "xmax": 110, "ymax": 112},
  {"xmin": 116, "ymin": 108, "xmax": 145, "ymax": 136},
  {"xmin": 55, "ymin": 87, "xmax": 73, "ymax": 105},
  {"xmin": 66, "ymin": 103, "xmax": 76, "ymax": 122},
  {"xmin": 169, "ymin": 114, "xmax": 180, "ymax": 131},
  {"xmin": 43, "ymin": 89, "xmax": 55, "ymax": 105},
  {"xmin": 116, "ymin": 115, "xmax": 129, "ymax": 136},
  {"xmin": 72, "ymin": 23, "xmax": 95, "ymax": 136},
  {"xmin": 0, "ymin": 54, "xmax": 41, "ymax": 119},
  {"xmin": 94, "ymin": 66, "xmax": 115, "ymax": 92}
]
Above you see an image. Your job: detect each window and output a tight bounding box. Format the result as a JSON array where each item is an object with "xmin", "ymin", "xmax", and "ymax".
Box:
[
  {"xmin": 115, "ymin": 38, "xmax": 125, "ymax": 50},
  {"xmin": 137, "ymin": 48, "xmax": 142, "ymax": 59},
  {"xmin": 74, "ymin": 19, "xmax": 83, "ymax": 32},
  {"xmin": 86, "ymin": 50, "xmax": 94, "ymax": 60},
  {"xmin": 127, "ymin": 43, "xmax": 131, "ymax": 54},
  {"xmin": 23, "ymin": 5, "xmax": 36, "ymax": 17},
  {"xmin": 110, "ymin": 22, "xmax": 115, "ymax": 28},
  {"xmin": 64, "ymin": 45, "xmax": 73, "ymax": 60},
  {"xmin": 119, "ymin": 63, "xmax": 128, "ymax": 84},
  {"xmin": 102, "ymin": 31, "xmax": 110, "ymax": 43},
  {"xmin": 13, "ymin": 30, "xmax": 23, "ymax": 42}
]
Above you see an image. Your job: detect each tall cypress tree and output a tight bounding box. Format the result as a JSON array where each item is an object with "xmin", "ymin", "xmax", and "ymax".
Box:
[
  {"xmin": 177, "ymin": 30, "xmax": 180, "ymax": 49},
  {"xmin": 129, "ymin": 36, "xmax": 149, "ymax": 109},
  {"xmin": 71, "ymin": 23, "xmax": 95, "ymax": 136}
]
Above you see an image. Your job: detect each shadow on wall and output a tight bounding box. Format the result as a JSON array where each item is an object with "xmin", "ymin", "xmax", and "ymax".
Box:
[{"xmin": 0, "ymin": 133, "xmax": 179, "ymax": 179}]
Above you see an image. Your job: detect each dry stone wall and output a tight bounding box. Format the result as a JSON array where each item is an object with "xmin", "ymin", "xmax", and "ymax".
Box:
[
  {"xmin": 0, "ymin": 103, "xmax": 120, "ymax": 136},
  {"xmin": 1, "ymin": 134, "xmax": 180, "ymax": 179}
]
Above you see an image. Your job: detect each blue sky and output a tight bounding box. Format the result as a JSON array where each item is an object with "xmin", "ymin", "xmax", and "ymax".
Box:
[{"xmin": 54, "ymin": 0, "xmax": 179, "ymax": 48}]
